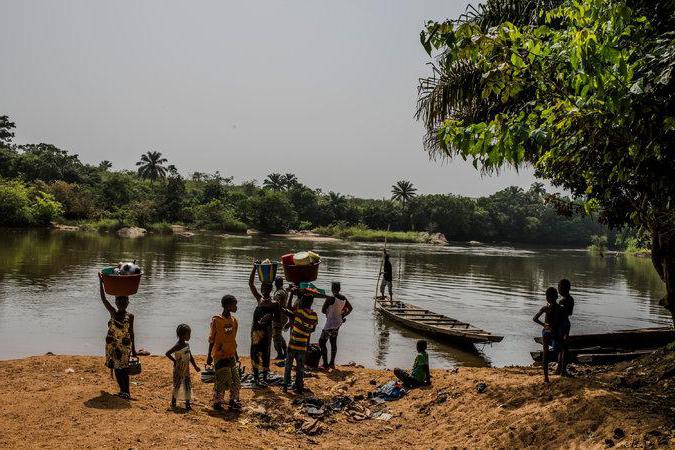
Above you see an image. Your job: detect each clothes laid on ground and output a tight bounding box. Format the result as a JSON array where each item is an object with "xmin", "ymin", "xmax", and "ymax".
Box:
[
  {"xmin": 371, "ymin": 380, "xmax": 407, "ymax": 400},
  {"xmin": 209, "ymin": 315, "xmax": 238, "ymax": 359},
  {"xmin": 105, "ymin": 312, "xmax": 132, "ymax": 370},
  {"xmin": 288, "ymin": 307, "xmax": 318, "ymax": 352},
  {"xmin": 410, "ymin": 350, "xmax": 429, "ymax": 383},
  {"xmin": 172, "ymin": 344, "xmax": 192, "ymax": 402},
  {"xmin": 239, "ymin": 371, "xmax": 285, "ymax": 389}
]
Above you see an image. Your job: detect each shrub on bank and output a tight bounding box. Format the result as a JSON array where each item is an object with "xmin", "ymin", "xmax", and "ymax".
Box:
[
  {"xmin": 194, "ymin": 200, "xmax": 248, "ymax": 233},
  {"xmin": 0, "ymin": 179, "xmax": 63, "ymax": 226}
]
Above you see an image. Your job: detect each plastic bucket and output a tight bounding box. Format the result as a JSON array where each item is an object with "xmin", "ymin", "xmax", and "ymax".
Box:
[
  {"xmin": 281, "ymin": 253, "xmax": 295, "ymax": 265},
  {"xmin": 101, "ymin": 267, "xmax": 142, "ymax": 296},
  {"xmin": 256, "ymin": 262, "xmax": 278, "ymax": 284},
  {"xmin": 282, "ymin": 262, "xmax": 319, "ymax": 284}
]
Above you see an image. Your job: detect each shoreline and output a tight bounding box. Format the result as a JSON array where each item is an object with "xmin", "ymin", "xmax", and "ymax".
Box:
[{"xmin": 1, "ymin": 354, "xmax": 673, "ymax": 448}]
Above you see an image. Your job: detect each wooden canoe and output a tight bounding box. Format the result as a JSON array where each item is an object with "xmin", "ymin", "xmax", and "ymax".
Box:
[
  {"xmin": 374, "ymin": 297, "xmax": 503, "ymax": 346},
  {"xmin": 533, "ymin": 327, "xmax": 675, "ymax": 349}
]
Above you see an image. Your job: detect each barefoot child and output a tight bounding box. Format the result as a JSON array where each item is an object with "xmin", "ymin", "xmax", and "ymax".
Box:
[
  {"xmin": 533, "ymin": 287, "xmax": 562, "ymax": 383},
  {"xmin": 394, "ymin": 340, "xmax": 431, "ymax": 388},
  {"xmin": 248, "ymin": 264, "xmax": 281, "ymax": 385},
  {"xmin": 319, "ymin": 281, "xmax": 353, "ymax": 369},
  {"xmin": 98, "ymin": 273, "xmax": 137, "ymax": 399},
  {"xmin": 283, "ymin": 289, "xmax": 319, "ymax": 394},
  {"xmin": 207, "ymin": 295, "xmax": 241, "ymax": 411},
  {"xmin": 165, "ymin": 324, "xmax": 201, "ymax": 410}
]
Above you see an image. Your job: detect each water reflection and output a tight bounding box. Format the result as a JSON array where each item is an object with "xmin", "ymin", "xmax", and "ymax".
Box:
[{"xmin": 0, "ymin": 229, "xmax": 669, "ymax": 368}]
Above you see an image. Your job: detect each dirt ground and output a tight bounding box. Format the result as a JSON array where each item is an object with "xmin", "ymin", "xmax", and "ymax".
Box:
[{"xmin": 0, "ymin": 354, "xmax": 673, "ymax": 449}]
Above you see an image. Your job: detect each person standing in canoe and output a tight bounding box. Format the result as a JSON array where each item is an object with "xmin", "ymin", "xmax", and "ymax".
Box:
[
  {"xmin": 98, "ymin": 273, "xmax": 137, "ymax": 400},
  {"xmin": 248, "ymin": 263, "xmax": 281, "ymax": 385},
  {"xmin": 272, "ymin": 276, "xmax": 289, "ymax": 360},
  {"xmin": 380, "ymin": 251, "xmax": 394, "ymax": 300}
]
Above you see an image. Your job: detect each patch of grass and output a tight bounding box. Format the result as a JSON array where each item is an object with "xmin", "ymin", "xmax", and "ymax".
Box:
[
  {"xmin": 82, "ymin": 218, "xmax": 126, "ymax": 233},
  {"xmin": 313, "ymin": 224, "xmax": 433, "ymax": 243},
  {"xmin": 146, "ymin": 222, "xmax": 173, "ymax": 234}
]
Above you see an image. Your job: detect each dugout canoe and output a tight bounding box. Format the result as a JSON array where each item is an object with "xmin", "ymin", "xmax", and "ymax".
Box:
[
  {"xmin": 533, "ymin": 327, "xmax": 675, "ymax": 349},
  {"xmin": 374, "ymin": 296, "xmax": 504, "ymax": 346}
]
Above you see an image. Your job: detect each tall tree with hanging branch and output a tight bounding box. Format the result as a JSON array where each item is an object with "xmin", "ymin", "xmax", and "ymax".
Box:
[{"xmin": 416, "ymin": 0, "xmax": 675, "ymax": 324}]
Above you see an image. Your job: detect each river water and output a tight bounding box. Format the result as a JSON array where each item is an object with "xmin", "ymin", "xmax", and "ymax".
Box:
[{"xmin": 0, "ymin": 229, "xmax": 669, "ymax": 368}]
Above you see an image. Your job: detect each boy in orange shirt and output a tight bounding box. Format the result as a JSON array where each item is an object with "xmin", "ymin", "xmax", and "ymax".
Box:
[{"xmin": 206, "ymin": 295, "xmax": 241, "ymax": 411}]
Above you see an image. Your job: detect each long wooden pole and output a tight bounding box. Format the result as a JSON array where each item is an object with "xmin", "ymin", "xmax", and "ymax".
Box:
[{"xmin": 374, "ymin": 225, "xmax": 390, "ymax": 308}]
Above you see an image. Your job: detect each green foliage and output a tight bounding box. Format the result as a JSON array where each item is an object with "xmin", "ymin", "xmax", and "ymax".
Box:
[
  {"xmin": 391, "ymin": 180, "xmax": 418, "ymax": 203},
  {"xmin": 588, "ymin": 234, "xmax": 608, "ymax": 254},
  {"xmin": 0, "ymin": 179, "xmax": 63, "ymax": 226},
  {"xmin": 247, "ymin": 190, "xmax": 297, "ymax": 233},
  {"xmin": 193, "ymin": 200, "xmax": 247, "ymax": 233},
  {"xmin": 417, "ymin": 0, "xmax": 675, "ymax": 318},
  {"xmin": 136, "ymin": 151, "xmax": 168, "ymax": 182},
  {"xmin": 146, "ymin": 222, "xmax": 173, "ymax": 234},
  {"xmin": 314, "ymin": 224, "xmax": 431, "ymax": 243},
  {"xmin": 0, "ymin": 113, "xmax": 618, "ymax": 246},
  {"xmin": 418, "ymin": 0, "xmax": 674, "ymax": 231}
]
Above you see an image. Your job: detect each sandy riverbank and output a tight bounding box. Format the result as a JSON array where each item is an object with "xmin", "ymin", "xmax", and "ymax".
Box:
[{"xmin": 1, "ymin": 354, "xmax": 673, "ymax": 449}]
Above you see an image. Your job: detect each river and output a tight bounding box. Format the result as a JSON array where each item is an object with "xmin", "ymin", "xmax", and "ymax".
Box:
[{"xmin": 0, "ymin": 229, "xmax": 669, "ymax": 368}]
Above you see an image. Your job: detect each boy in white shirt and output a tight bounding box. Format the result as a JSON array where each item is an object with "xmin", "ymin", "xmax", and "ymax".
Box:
[{"xmin": 319, "ymin": 282, "xmax": 353, "ymax": 369}]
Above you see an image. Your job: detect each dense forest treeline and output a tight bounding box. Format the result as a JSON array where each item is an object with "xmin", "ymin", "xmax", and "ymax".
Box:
[{"xmin": 0, "ymin": 115, "xmax": 611, "ymax": 245}]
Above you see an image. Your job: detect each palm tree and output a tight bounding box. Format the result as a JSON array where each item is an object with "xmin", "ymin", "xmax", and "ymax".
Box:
[
  {"xmin": 99, "ymin": 160, "xmax": 112, "ymax": 171},
  {"xmin": 391, "ymin": 180, "xmax": 417, "ymax": 203},
  {"xmin": 136, "ymin": 151, "xmax": 168, "ymax": 182},
  {"xmin": 327, "ymin": 191, "xmax": 347, "ymax": 220},
  {"xmin": 263, "ymin": 173, "xmax": 285, "ymax": 191},
  {"xmin": 282, "ymin": 173, "xmax": 298, "ymax": 189}
]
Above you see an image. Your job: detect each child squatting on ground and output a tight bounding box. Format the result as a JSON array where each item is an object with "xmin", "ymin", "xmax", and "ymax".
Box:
[
  {"xmin": 206, "ymin": 295, "xmax": 242, "ymax": 411},
  {"xmin": 165, "ymin": 324, "xmax": 201, "ymax": 410},
  {"xmin": 394, "ymin": 340, "xmax": 431, "ymax": 388}
]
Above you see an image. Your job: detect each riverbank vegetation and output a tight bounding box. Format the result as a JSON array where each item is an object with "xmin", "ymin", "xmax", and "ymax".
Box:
[{"xmin": 0, "ymin": 115, "xmax": 610, "ymax": 245}]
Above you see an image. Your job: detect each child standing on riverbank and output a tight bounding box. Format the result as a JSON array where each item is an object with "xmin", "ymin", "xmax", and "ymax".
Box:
[
  {"xmin": 319, "ymin": 281, "xmax": 353, "ymax": 369},
  {"xmin": 207, "ymin": 295, "xmax": 241, "ymax": 411},
  {"xmin": 283, "ymin": 292, "xmax": 318, "ymax": 394},
  {"xmin": 533, "ymin": 287, "xmax": 562, "ymax": 384},
  {"xmin": 165, "ymin": 324, "xmax": 200, "ymax": 410},
  {"xmin": 557, "ymin": 279, "xmax": 575, "ymax": 376},
  {"xmin": 98, "ymin": 273, "xmax": 137, "ymax": 400}
]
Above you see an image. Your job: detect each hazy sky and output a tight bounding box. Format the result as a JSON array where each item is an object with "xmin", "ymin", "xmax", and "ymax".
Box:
[{"xmin": 1, "ymin": 0, "xmax": 539, "ymax": 198}]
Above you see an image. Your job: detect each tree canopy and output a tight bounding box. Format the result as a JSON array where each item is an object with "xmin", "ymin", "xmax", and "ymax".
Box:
[
  {"xmin": 136, "ymin": 151, "xmax": 168, "ymax": 182},
  {"xmin": 417, "ymin": 0, "xmax": 675, "ymax": 322}
]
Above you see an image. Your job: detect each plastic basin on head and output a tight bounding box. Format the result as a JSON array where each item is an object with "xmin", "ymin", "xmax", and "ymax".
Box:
[
  {"xmin": 101, "ymin": 267, "xmax": 142, "ymax": 296},
  {"xmin": 282, "ymin": 262, "xmax": 319, "ymax": 284},
  {"xmin": 256, "ymin": 262, "xmax": 279, "ymax": 284}
]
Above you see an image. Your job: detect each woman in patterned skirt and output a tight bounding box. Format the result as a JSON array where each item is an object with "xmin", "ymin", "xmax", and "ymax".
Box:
[{"xmin": 98, "ymin": 273, "xmax": 137, "ymax": 399}]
